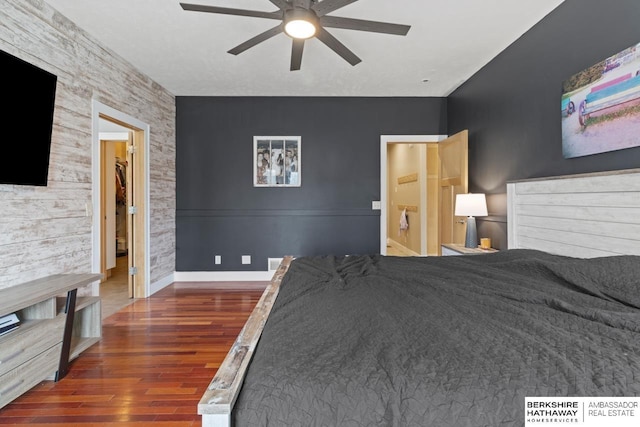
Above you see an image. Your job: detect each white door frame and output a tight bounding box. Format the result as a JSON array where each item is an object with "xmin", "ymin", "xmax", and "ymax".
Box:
[
  {"xmin": 91, "ymin": 100, "xmax": 151, "ymax": 297},
  {"xmin": 380, "ymin": 135, "xmax": 447, "ymax": 255}
]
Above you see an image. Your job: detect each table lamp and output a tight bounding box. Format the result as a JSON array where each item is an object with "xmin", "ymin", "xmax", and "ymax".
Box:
[{"xmin": 455, "ymin": 193, "xmax": 488, "ymax": 248}]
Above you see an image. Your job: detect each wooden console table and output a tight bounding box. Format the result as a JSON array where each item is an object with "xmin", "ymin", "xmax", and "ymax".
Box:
[{"xmin": 0, "ymin": 273, "xmax": 102, "ymax": 408}]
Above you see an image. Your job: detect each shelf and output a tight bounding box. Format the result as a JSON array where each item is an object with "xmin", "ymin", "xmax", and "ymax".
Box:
[
  {"xmin": 0, "ymin": 273, "xmax": 102, "ymax": 409},
  {"xmin": 1, "ymin": 318, "xmax": 40, "ymax": 336},
  {"xmin": 76, "ymin": 296, "xmax": 101, "ymax": 311},
  {"xmin": 57, "ymin": 296, "xmax": 101, "ymax": 362},
  {"xmin": 69, "ymin": 336, "xmax": 101, "ymax": 361},
  {"xmin": 1, "ymin": 274, "xmax": 102, "ymax": 317},
  {"xmin": 0, "ymin": 316, "xmax": 65, "ymax": 377}
]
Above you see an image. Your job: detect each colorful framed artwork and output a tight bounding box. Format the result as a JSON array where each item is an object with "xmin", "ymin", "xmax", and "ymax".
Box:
[{"xmin": 561, "ymin": 41, "xmax": 640, "ymax": 158}]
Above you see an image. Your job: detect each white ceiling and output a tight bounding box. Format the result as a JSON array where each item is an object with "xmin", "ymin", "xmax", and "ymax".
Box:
[{"xmin": 43, "ymin": 0, "xmax": 565, "ymax": 97}]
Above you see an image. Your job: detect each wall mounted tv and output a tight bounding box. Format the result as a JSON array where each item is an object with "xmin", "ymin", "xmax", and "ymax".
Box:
[{"xmin": 1, "ymin": 49, "xmax": 57, "ymax": 186}]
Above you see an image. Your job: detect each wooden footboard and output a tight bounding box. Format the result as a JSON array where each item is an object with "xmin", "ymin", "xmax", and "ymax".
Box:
[{"xmin": 198, "ymin": 256, "xmax": 293, "ymax": 427}]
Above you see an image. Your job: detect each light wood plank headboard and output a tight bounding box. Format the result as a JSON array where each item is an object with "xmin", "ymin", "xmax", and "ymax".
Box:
[{"xmin": 507, "ymin": 168, "xmax": 640, "ymax": 258}]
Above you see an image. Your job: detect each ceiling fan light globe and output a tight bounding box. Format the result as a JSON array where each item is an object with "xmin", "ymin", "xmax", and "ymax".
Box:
[{"xmin": 285, "ymin": 19, "xmax": 316, "ymax": 39}]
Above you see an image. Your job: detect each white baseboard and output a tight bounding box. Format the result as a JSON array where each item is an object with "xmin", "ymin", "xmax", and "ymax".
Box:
[
  {"xmin": 150, "ymin": 273, "xmax": 174, "ymax": 295},
  {"xmin": 174, "ymin": 271, "xmax": 275, "ymax": 282}
]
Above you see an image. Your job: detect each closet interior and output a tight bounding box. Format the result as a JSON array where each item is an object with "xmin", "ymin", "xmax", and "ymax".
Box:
[{"xmin": 115, "ymin": 153, "xmax": 127, "ymax": 257}]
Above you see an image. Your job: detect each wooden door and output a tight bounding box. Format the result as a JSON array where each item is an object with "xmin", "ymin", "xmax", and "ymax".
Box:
[
  {"xmin": 126, "ymin": 132, "xmax": 134, "ymax": 298},
  {"xmin": 128, "ymin": 129, "xmax": 147, "ymax": 299},
  {"xmin": 100, "ymin": 141, "xmax": 117, "ymax": 281},
  {"xmin": 425, "ymin": 143, "xmax": 440, "ymax": 255},
  {"xmin": 438, "ymin": 130, "xmax": 468, "ymax": 251},
  {"xmin": 98, "ymin": 111, "xmax": 148, "ymax": 298}
]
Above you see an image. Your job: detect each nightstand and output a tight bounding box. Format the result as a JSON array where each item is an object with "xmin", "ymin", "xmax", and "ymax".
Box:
[{"xmin": 441, "ymin": 243, "xmax": 498, "ymax": 256}]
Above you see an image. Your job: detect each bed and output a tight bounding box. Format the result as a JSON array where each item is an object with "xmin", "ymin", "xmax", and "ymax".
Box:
[{"xmin": 198, "ymin": 168, "xmax": 640, "ymax": 427}]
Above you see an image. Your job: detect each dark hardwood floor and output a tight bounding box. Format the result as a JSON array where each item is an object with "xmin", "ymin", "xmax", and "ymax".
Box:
[{"xmin": 0, "ymin": 281, "xmax": 268, "ymax": 426}]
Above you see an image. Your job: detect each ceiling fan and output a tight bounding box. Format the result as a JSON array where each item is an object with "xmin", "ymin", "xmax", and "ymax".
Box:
[{"xmin": 180, "ymin": 0, "xmax": 411, "ymax": 71}]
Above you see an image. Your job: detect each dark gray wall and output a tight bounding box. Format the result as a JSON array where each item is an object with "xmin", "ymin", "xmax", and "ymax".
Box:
[
  {"xmin": 448, "ymin": 0, "xmax": 640, "ymax": 249},
  {"xmin": 176, "ymin": 97, "xmax": 446, "ymax": 270}
]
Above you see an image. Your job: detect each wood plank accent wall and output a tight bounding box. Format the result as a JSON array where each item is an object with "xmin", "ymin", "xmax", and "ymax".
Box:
[
  {"xmin": 0, "ymin": 0, "xmax": 175, "ymax": 290},
  {"xmin": 507, "ymin": 169, "xmax": 640, "ymax": 258}
]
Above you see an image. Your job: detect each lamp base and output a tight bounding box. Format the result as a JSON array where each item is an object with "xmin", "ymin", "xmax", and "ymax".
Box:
[{"xmin": 464, "ymin": 216, "xmax": 478, "ymax": 248}]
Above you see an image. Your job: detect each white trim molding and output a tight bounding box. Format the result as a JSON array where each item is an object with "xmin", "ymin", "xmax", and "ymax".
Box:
[
  {"xmin": 91, "ymin": 100, "xmax": 151, "ymax": 296},
  {"xmin": 150, "ymin": 273, "xmax": 175, "ymax": 296}
]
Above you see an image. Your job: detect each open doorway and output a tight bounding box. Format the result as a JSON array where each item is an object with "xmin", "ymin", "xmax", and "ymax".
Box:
[
  {"xmin": 380, "ymin": 132, "xmax": 468, "ymax": 256},
  {"xmin": 92, "ymin": 101, "xmax": 150, "ymax": 318},
  {"xmin": 386, "ymin": 142, "xmax": 428, "ymax": 256},
  {"xmin": 380, "ymin": 135, "xmax": 446, "ymax": 256},
  {"xmin": 99, "ymin": 124, "xmax": 133, "ymax": 318}
]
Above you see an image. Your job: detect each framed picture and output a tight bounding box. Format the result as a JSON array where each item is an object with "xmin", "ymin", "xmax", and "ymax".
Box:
[
  {"xmin": 561, "ymin": 41, "xmax": 640, "ymax": 158},
  {"xmin": 253, "ymin": 136, "xmax": 301, "ymax": 187}
]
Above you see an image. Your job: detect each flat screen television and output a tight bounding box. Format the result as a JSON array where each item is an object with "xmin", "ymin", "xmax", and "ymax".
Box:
[{"xmin": 1, "ymin": 49, "xmax": 57, "ymax": 186}]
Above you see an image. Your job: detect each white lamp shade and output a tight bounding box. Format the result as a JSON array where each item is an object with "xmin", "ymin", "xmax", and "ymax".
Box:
[{"xmin": 455, "ymin": 193, "xmax": 488, "ymax": 217}]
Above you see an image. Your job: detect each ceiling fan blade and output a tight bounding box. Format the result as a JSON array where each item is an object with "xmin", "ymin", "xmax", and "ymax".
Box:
[
  {"xmin": 290, "ymin": 39, "xmax": 305, "ymax": 71},
  {"xmin": 312, "ymin": 0, "xmax": 360, "ymax": 17},
  {"xmin": 315, "ymin": 27, "xmax": 361, "ymax": 66},
  {"xmin": 320, "ymin": 16, "xmax": 410, "ymax": 35},
  {"xmin": 267, "ymin": 0, "xmax": 290, "ymax": 10},
  {"xmin": 180, "ymin": 3, "xmax": 282, "ymax": 20},
  {"xmin": 228, "ymin": 25, "xmax": 284, "ymax": 55}
]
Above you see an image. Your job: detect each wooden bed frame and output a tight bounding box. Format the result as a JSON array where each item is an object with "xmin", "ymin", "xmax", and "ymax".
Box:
[
  {"xmin": 199, "ymin": 168, "xmax": 640, "ymax": 427},
  {"xmin": 198, "ymin": 256, "xmax": 294, "ymax": 427},
  {"xmin": 507, "ymin": 168, "xmax": 640, "ymax": 257}
]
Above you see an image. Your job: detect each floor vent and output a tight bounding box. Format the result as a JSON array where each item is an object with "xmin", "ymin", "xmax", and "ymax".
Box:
[{"xmin": 268, "ymin": 257, "xmax": 284, "ymax": 271}]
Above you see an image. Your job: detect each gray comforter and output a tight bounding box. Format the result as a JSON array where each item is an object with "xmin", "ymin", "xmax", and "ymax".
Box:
[{"xmin": 232, "ymin": 250, "xmax": 640, "ymax": 426}]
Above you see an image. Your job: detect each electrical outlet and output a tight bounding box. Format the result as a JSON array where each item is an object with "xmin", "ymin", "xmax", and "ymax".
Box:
[
  {"xmin": 372, "ymin": 201, "xmax": 381, "ymax": 210},
  {"xmin": 214, "ymin": 255, "xmax": 221, "ymax": 265},
  {"xmin": 242, "ymin": 255, "xmax": 251, "ymax": 265}
]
